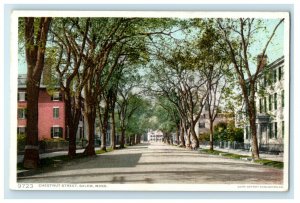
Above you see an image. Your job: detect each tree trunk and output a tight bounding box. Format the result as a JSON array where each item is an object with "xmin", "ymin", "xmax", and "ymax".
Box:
[
  {"xmin": 242, "ymin": 81, "xmax": 260, "ymax": 159},
  {"xmin": 65, "ymin": 91, "xmax": 81, "ymax": 158},
  {"xmin": 100, "ymin": 126, "xmax": 107, "ymax": 151},
  {"xmin": 249, "ymin": 100, "xmax": 260, "ymax": 159},
  {"xmin": 209, "ymin": 120, "xmax": 214, "ymax": 151},
  {"xmin": 190, "ymin": 122, "xmax": 199, "ymax": 149},
  {"xmin": 23, "ymin": 81, "xmax": 40, "ymax": 169},
  {"xmin": 83, "ymin": 87, "xmax": 96, "ymax": 156},
  {"xmin": 183, "ymin": 122, "xmax": 191, "ymax": 148},
  {"xmin": 110, "ymin": 111, "xmax": 116, "ymax": 149},
  {"xmin": 120, "ymin": 124, "xmax": 126, "ymax": 148},
  {"xmin": 99, "ymin": 101, "xmax": 109, "ymax": 151},
  {"xmin": 134, "ymin": 134, "xmax": 138, "ymax": 145},
  {"xmin": 23, "ymin": 17, "xmax": 52, "ymax": 169},
  {"xmin": 176, "ymin": 123, "xmax": 180, "ymax": 145},
  {"xmin": 84, "ymin": 109, "xmax": 96, "ymax": 156},
  {"xmin": 179, "ymin": 120, "xmax": 185, "ymax": 147}
]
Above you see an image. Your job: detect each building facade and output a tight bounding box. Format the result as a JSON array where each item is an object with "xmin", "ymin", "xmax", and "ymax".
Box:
[
  {"xmin": 17, "ymin": 74, "xmax": 85, "ymax": 141},
  {"xmin": 240, "ymin": 56, "xmax": 285, "ymax": 151},
  {"xmin": 147, "ymin": 130, "xmax": 163, "ymax": 142},
  {"xmin": 195, "ymin": 104, "xmax": 234, "ymax": 137}
]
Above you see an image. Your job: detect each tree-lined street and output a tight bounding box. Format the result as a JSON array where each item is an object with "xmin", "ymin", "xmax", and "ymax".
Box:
[
  {"xmin": 18, "ymin": 142, "xmax": 282, "ymax": 184},
  {"xmin": 16, "ymin": 14, "xmax": 287, "ymax": 187}
]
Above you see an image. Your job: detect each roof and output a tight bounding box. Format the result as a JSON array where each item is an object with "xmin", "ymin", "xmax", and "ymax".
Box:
[{"xmin": 18, "ymin": 74, "xmax": 59, "ymax": 89}]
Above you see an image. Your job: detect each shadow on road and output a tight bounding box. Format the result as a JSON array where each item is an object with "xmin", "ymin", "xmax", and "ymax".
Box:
[{"xmin": 58, "ymin": 153, "xmax": 143, "ymax": 171}]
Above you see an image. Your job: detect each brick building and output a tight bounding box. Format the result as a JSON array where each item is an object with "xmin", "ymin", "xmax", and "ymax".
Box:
[{"xmin": 17, "ymin": 74, "xmax": 84, "ymax": 141}]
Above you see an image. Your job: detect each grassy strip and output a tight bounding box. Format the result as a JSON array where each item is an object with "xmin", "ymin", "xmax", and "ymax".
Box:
[
  {"xmin": 200, "ymin": 149, "xmax": 283, "ymax": 169},
  {"xmin": 200, "ymin": 149, "xmax": 223, "ymax": 155},
  {"xmin": 253, "ymin": 159, "xmax": 283, "ymax": 169},
  {"xmin": 221, "ymin": 153, "xmax": 249, "ymax": 159},
  {"xmin": 95, "ymin": 147, "xmax": 113, "ymax": 154}
]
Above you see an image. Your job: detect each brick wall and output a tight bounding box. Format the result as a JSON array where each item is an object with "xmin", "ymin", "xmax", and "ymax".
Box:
[
  {"xmin": 17, "ymin": 88, "xmax": 65, "ymax": 140},
  {"xmin": 38, "ymin": 89, "xmax": 65, "ymax": 140}
]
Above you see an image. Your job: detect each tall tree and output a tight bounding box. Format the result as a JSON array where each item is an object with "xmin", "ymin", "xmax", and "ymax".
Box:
[
  {"xmin": 22, "ymin": 17, "xmax": 52, "ymax": 169},
  {"xmin": 50, "ymin": 17, "xmax": 90, "ymax": 158},
  {"xmin": 216, "ymin": 18, "xmax": 284, "ymax": 159},
  {"xmin": 148, "ymin": 43, "xmax": 209, "ymax": 149},
  {"xmin": 193, "ymin": 24, "xmax": 230, "ymax": 150},
  {"xmin": 116, "ymin": 72, "xmax": 142, "ymax": 148}
]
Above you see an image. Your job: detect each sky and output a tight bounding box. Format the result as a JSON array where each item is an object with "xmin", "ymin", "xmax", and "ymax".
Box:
[{"xmin": 18, "ymin": 18, "xmax": 285, "ymax": 74}]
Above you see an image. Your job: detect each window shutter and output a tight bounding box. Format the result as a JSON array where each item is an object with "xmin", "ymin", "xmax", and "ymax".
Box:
[
  {"xmin": 51, "ymin": 127, "xmax": 54, "ymax": 138},
  {"xmin": 17, "ymin": 93, "xmax": 19, "ymax": 101},
  {"xmin": 25, "ymin": 109, "xmax": 27, "ymax": 119},
  {"xmin": 59, "ymin": 93, "xmax": 62, "ymax": 101},
  {"xmin": 51, "ymin": 95, "xmax": 53, "ymax": 101},
  {"xmin": 25, "ymin": 93, "xmax": 27, "ymax": 101}
]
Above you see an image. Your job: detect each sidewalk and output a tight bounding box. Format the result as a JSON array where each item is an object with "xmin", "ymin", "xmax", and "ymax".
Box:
[
  {"xmin": 17, "ymin": 147, "xmax": 101, "ymax": 164},
  {"xmin": 200, "ymin": 145, "xmax": 283, "ymax": 162}
]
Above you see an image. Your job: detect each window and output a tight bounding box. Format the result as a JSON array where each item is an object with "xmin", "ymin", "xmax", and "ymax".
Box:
[
  {"xmin": 273, "ymin": 69, "xmax": 277, "ymax": 83},
  {"xmin": 51, "ymin": 92, "xmax": 62, "ymax": 101},
  {"xmin": 268, "ymin": 71, "xmax": 273, "ymax": 86},
  {"xmin": 18, "ymin": 108, "xmax": 27, "ymax": 119},
  {"xmin": 53, "ymin": 107, "xmax": 59, "ymax": 118},
  {"xmin": 282, "ymin": 121, "xmax": 284, "ymax": 138},
  {"xmin": 268, "ymin": 123, "xmax": 273, "ymax": 139},
  {"xmin": 199, "ymin": 122, "xmax": 205, "ymax": 128},
  {"xmin": 204, "ymin": 104, "xmax": 209, "ymax": 111},
  {"xmin": 18, "ymin": 92, "xmax": 27, "ymax": 101},
  {"xmin": 259, "ymin": 99, "xmax": 262, "ymax": 113},
  {"xmin": 278, "ymin": 66, "xmax": 282, "ymax": 80},
  {"xmin": 51, "ymin": 127, "xmax": 63, "ymax": 138},
  {"xmin": 281, "ymin": 90, "xmax": 284, "ymax": 107},
  {"xmin": 17, "ymin": 127, "xmax": 26, "ymax": 135},
  {"xmin": 264, "ymin": 97, "xmax": 267, "ymax": 113},
  {"xmin": 274, "ymin": 93, "xmax": 277, "ymax": 110},
  {"xmin": 245, "ymin": 126, "xmax": 249, "ymax": 140},
  {"xmin": 274, "ymin": 122, "xmax": 278, "ymax": 139},
  {"xmin": 79, "ymin": 127, "xmax": 83, "ymax": 139},
  {"xmin": 263, "ymin": 75, "xmax": 267, "ymax": 87},
  {"xmin": 268, "ymin": 95, "xmax": 272, "ymax": 111}
]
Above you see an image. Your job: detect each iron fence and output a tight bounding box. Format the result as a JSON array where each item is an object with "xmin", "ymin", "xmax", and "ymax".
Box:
[{"xmin": 200, "ymin": 141, "xmax": 283, "ymax": 153}]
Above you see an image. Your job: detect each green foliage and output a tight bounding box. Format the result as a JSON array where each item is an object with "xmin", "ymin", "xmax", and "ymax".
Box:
[
  {"xmin": 254, "ymin": 159, "xmax": 283, "ymax": 169},
  {"xmin": 200, "ymin": 149, "xmax": 222, "ymax": 155},
  {"xmin": 213, "ymin": 121, "xmax": 244, "ymax": 142},
  {"xmin": 17, "ymin": 134, "xmax": 26, "ymax": 152},
  {"xmin": 200, "ymin": 149, "xmax": 283, "ymax": 169},
  {"xmin": 144, "ymin": 97, "xmax": 180, "ymax": 135},
  {"xmin": 198, "ymin": 133, "xmax": 210, "ymax": 142},
  {"xmin": 125, "ymin": 96, "xmax": 152, "ymax": 137},
  {"xmin": 39, "ymin": 138, "xmax": 67, "ymax": 144},
  {"xmin": 95, "ymin": 148, "xmax": 113, "ymax": 154}
]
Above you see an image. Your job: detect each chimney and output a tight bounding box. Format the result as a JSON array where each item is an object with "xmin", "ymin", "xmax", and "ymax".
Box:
[
  {"xmin": 42, "ymin": 58, "xmax": 52, "ymax": 85},
  {"xmin": 257, "ymin": 54, "xmax": 268, "ymax": 70}
]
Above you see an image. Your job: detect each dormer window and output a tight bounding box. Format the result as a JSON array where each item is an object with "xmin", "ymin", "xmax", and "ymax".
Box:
[
  {"xmin": 51, "ymin": 92, "xmax": 62, "ymax": 101},
  {"xmin": 18, "ymin": 92, "xmax": 27, "ymax": 101}
]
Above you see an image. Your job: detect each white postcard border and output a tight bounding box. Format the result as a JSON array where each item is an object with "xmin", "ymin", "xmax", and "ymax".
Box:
[{"xmin": 10, "ymin": 10, "xmax": 290, "ymax": 192}]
